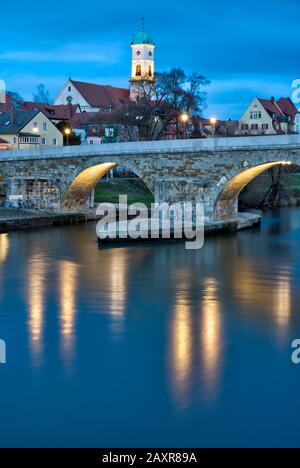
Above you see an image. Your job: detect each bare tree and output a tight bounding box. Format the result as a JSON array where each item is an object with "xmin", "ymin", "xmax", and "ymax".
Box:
[
  {"xmin": 258, "ymin": 166, "xmax": 288, "ymax": 208},
  {"xmin": 112, "ymin": 68, "xmax": 210, "ymax": 141},
  {"xmin": 33, "ymin": 84, "xmax": 51, "ymax": 103}
]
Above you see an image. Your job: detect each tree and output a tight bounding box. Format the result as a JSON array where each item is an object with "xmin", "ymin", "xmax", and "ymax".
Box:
[
  {"xmin": 112, "ymin": 68, "xmax": 210, "ymax": 141},
  {"xmin": 258, "ymin": 165, "xmax": 294, "ymax": 208},
  {"xmin": 33, "ymin": 84, "xmax": 50, "ymax": 103}
]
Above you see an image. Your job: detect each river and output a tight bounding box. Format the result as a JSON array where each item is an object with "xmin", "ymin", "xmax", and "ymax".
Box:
[{"xmin": 0, "ymin": 207, "xmax": 300, "ymax": 447}]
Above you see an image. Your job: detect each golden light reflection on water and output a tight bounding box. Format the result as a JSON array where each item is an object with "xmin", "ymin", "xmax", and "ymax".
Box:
[
  {"xmin": 107, "ymin": 250, "xmax": 128, "ymax": 333},
  {"xmin": 170, "ymin": 274, "xmax": 222, "ymax": 407},
  {"xmin": 0, "ymin": 234, "xmax": 9, "ymax": 263},
  {"xmin": 59, "ymin": 260, "xmax": 78, "ymax": 362},
  {"xmin": 201, "ymin": 278, "xmax": 222, "ymax": 398},
  {"xmin": 27, "ymin": 254, "xmax": 46, "ymax": 364},
  {"xmin": 231, "ymin": 258, "xmax": 291, "ymax": 334},
  {"xmin": 274, "ymin": 271, "xmax": 291, "ymax": 330},
  {"xmin": 171, "ymin": 296, "xmax": 192, "ymax": 400}
]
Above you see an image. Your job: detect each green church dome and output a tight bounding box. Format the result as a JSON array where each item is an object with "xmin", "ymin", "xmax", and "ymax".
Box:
[{"xmin": 131, "ymin": 30, "xmax": 155, "ymax": 45}]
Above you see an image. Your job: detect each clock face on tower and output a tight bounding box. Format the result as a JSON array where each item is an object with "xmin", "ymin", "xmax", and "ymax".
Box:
[{"xmin": 136, "ymin": 51, "xmax": 141, "ymax": 56}]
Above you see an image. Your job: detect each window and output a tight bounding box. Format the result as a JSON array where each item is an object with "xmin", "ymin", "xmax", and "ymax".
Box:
[
  {"xmin": 136, "ymin": 64, "xmax": 142, "ymax": 77},
  {"xmin": 262, "ymin": 123, "xmax": 269, "ymax": 130},
  {"xmin": 148, "ymin": 65, "xmax": 152, "ymax": 77},
  {"xmin": 53, "ymin": 138, "xmax": 57, "ymax": 146},
  {"xmin": 251, "ymin": 124, "xmax": 258, "ymax": 130},
  {"xmin": 42, "ymin": 137, "xmax": 46, "ymax": 145},
  {"xmin": 89, "ymin": 140, "xmax": 94, "ymax": 145},
  {"xmin": 33, "ymin": 122, "xmax": 38, "ymax": 129},
  {"xmin": 68, "ymin": 86, "xmax": 71, "ymax": 92},
  {"xmin": 13, "ymin": 137, "xmax": 17, "ymax": 144},
  {"xmin": 43, "ymin": 122, "xmax": 48, "ymax": 131},
  {"xmin": 250, "ymin": 111, "xmax": 261, "ymax": 119},
  {"xmin": 105, "ymin": 127, "xmax": 114, "ymax": 137},
  {"xmin": 241, "ymin": 124, "xmax": 248, "ymax": 130}
]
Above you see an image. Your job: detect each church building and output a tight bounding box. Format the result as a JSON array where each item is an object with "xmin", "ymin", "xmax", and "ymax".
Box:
[{"xmin": 53, "ymin": 25, "xmax": 155, "ymax": 111}]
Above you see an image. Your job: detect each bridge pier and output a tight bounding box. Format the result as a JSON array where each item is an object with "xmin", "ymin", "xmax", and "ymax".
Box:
[
  {"xmin": 155, "ymin": 178, "xmax": 214, "ymax": 221},
  {"xmin": 5, "ymin": 178, "xmax": 61, "ymax": 210}
]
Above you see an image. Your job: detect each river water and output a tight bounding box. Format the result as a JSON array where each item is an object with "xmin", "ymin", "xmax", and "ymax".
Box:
[{"xmin": 0, "ymin": 207, "xmax": 300, "ymax": 447}]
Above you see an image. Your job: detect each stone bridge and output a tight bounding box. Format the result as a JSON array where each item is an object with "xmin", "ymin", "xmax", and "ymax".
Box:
[{"xmin": 0, "ymin": 134, "xmax": 300, "ymax": 221}]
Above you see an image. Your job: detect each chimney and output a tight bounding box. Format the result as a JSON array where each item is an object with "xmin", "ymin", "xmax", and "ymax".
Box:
[{"xmin": 271, "ymin": 96, "xmax": 275, "ymax": 102}]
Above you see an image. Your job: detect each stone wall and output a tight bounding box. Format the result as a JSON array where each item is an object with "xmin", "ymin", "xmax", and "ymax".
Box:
[{"xmin": 0, "ymin": 136, "xmax": 299, "ymax": 219}]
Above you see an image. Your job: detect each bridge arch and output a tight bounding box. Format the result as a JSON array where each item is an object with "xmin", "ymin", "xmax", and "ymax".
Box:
[
  {"xmin": 213, "ymin": 159, "xmax": 293, "ymax": 220},
  {"xmin": 61, "ymin": 159, "xmax": 155, "ymax": 211}
]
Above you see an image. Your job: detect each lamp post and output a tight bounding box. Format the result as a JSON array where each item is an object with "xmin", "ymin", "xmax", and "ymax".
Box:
[
  {"xmin": 180, "ymin": 112, "xmax": 189, "ymax": 139},
  {"xmin": 64, "ymin": 127, "xmax": 71, "ymax": 146},
  {"xmin": 210, "ymin": 117, "xmax": 217, "ymax": 137},
  {"xmin": 32, "ymin": 126, "xmax": 39, "ymax": 149}
]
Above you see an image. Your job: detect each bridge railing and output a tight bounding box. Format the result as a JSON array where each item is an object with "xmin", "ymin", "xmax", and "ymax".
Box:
[{"xmin": 1, "ymin": 134, "xmax": 300, "ymax": 161}]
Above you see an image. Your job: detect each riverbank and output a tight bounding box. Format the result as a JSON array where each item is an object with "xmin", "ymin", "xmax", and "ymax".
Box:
[
  {"xmin": 0, "ymin": 207, "xmax": 261, "ymax": 238},
  {"xmin": 0, "ymin": 209, "xmax": 95, "ymax": 233}
]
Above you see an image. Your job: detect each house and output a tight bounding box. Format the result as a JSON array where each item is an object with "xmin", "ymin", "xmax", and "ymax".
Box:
[
  {"xmin": 0, "ymin": 110, "xmax": 63, "ymax": 149},
  {"xmin": 237, "ymin": 97, "xmax": 300, "ymax": 136},
  {"xmin": 54, "ymin": 80, "xmax": 130, "ymax": 112},
  {"xmin": 195, "ymin": 118, "xmax": 239, "ymax": 137},
  {"xmin": 0, "ymin": 95, "xmax": 78, "ymax": 125},
  {"xmin": 0, "ymin": 137, "xmax": 10, "ymax": 150},
  {"xmin": 69, "ymin": 111, "xmax": 138, "ymax": 145}
]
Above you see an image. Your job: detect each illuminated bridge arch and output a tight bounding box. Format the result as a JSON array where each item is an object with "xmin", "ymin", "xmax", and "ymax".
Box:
[
  {"xmin": 61, "ymin": 159, "xmax": 155, "ymax": 211},
  {"xmin": 213, "ymin": 159, "xmax": 293, "ymax": 220}
]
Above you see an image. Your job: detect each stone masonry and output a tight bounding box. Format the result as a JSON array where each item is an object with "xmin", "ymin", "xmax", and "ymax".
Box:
[{"xmin": 0, "ymin": 135, "xmax": 299, "ymax": 221}]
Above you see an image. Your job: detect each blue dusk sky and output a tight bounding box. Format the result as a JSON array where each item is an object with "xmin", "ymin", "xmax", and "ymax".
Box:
[{"xmin": 0, "ymin": 0, "xmax": 299, "ymax": 119}]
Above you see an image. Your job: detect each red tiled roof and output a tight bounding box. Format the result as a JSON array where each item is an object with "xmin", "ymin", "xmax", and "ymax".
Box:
[
  {"xmin": 70, "ymin": 80, "xmax": 129, "ymax": 108},
  {"xmin": 277, "ymin": 98, "xmax": 298, "ymax": 123},
  {"xmin": 0, "ymin": 137, "xmax": 9, "ymax": 144},
  {"xmin": 0, "ymin": 95, "xmax": 78, "ymax": 121},
  {"xmin": 69, "ymin": 111, "xmax": 120, "ymax": 129},
  {"xmin": 258, "ymin": 97, "xmax": 299, "ymax": 125},
  {"xmin": 18, "ymin": 101, "xmax": 78, "ymax": 120},
  {"xmin": 258, "ymin": 99, "xmax": 282, "ymax": 118}
]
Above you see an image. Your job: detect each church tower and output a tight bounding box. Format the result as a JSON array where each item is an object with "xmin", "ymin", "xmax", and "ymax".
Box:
[{"xmin": 130, "ymin": 21, "xmax": 155, "ymax": 101}]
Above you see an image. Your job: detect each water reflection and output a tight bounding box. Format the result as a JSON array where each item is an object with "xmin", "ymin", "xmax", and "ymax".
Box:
[
  {"xmin": 106, "ymin": 249, "xmax": 128, "ymax": 334},
  {"xmin": 0, "ymin": 233, "xmax": 9, "ymax": 263},
  {"xmin": 59, "ymin": 260, "xmax": 78, "ymax": 364},
  {"xmin": 200, "ymin": 278, "xmax": 222, "ymax": 399},
  {"xmin": 274, "ymin": 269, "xmax": 291, "ymax": 330},
  {"xmin": 230, "ymin": 256, "xmax": 291, "ymax": 335},
  {"xmin": 171, "ymin": 294, "xmax": 192, "ymax": 403},
  {"xmin": 27, "ymin": 254, "xmax": 46, "ymax": 365}
]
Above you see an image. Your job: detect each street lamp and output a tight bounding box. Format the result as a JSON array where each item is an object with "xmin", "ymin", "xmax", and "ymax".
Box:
[
  {"xmin": 180, "ymin": 112, "xmax": 189, "ymax": 139},
  {"xmin": 64, "ymin": 127, "xmax": 71, "ymax": 146},
  {"xmin": 210, "ymin": 117, "xmax": 217, "ymax": 137},
  {"xmin": 32, "ymin": 126, "xmax": 39, "ymax": 149}
]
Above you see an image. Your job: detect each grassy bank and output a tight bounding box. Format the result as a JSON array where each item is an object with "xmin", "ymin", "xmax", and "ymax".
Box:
[
  {"xmin": 240, "ymin": 172, "xmax": 300, "ymax": 208},
  {"xmin": 94, "ymin": 179, "xmax": 154, "ymax": 206}
]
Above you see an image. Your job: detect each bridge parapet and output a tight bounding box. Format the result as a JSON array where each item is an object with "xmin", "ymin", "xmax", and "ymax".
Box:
[{"xmin": 0, "ymin": 136, "xmax": 300, "ymax": 218}]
